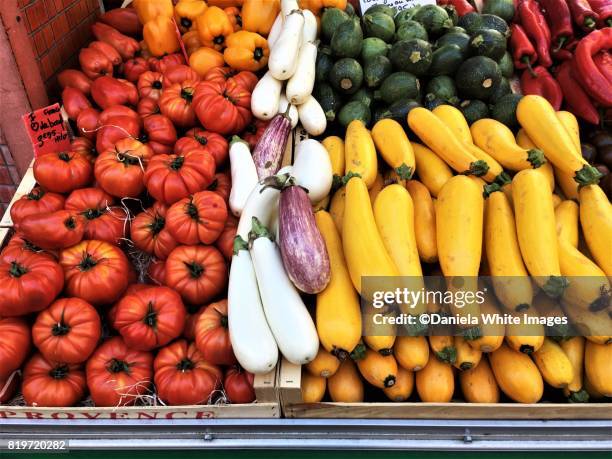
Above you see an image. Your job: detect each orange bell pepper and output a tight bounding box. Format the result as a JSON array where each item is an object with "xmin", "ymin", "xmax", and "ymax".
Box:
[
  {"xmin": 174, "ymin": 0, "xmax": 207, "ymax": 32},
  {"xmin": 133, "ymin": 0, "xmax": 174, "ymax": 25},
  {"xmin": 143, "ymin": 16, "xmax": 180, "ymax": 57},
  {"xmin": 196, "ymin": 6, "xmax": 235, "ymax": 51},
  {"xmin": 225, "ymin": 7, "xmax": 243, "ymax": 32},
  {"xmin": 207, "ymin": 0, "xmax": 244, "ymax": 7},
  {"xmin": 189, "ymin": 47, "xmax": 225, "ymax": 76},
  {"xmin": 224, "ymin": 31, "xmax": 269, "ymax": 71},
  {"xmin": 242, "ymin": 0, "xmax": 280, "ymax": 36},
  {"xmin": 298, "ymin": 0, "xmax": 347, "ymax": 15},
  {"xmin": 183, "ymin": 31, "xmax": 203, "ymax": 55}
]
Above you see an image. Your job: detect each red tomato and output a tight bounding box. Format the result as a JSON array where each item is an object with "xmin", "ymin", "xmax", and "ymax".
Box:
[
  {"xmin": 166, "ymin": 191, "xmax": 228, "ymax": 245},
  {"xmin": 107, "ymin": 284, "xmax": 150, "ymax": 327},
  {"xmin": 242, "ymin": 118, "xmax": 270, "ymax": 150},
  {"xmin": 99, "ymin": 105, "xmax": 140, "ymax": 125},
  {"xmin": 90, "ymin": 40, "xmax": 122, "ymax": 67},
  {"xmin": 62, "ymin": 87, "xmax": 92, "ymax": 121},
  {"xmin": 224, "ymin": 366, "xmax": 256, "ymax": 403},
  {"xmin": 203, "ymin": 67, "xmax": 257, "ymax": 92},
  {"xmin": 159, "ymin": 80, "xmax": 200, "ymax": 128},
  {"xmin": 193, "ymin": 79, "xmax": 252, "ymax": 135},
  {"xmin": 70, "ymin": 137, "xmax": 97, "ymax": 163},
  {"xmin": 91, "ymin": 76, "xmax": 139, "ymax": 109},
  {"xmin": 59, "ymin": 240, "xmax": 129, "ymax": 306},
  {"xmin": 33, "ymin": 151, "xmax": 93, "ymax": 194},
  {"xmin": 79, "ymin": 46, "xmax": 113, "ymax": 79},
  {"xmin": 100, "ymin": 8, "xmax": 142, "ymax": 37},
  {"xmin": 179, "ymin": 128, "xmax": 229, "ymax": 166},
  {"xmin": 137, "ymin": 71, "xmax": 164, "ymax": 101},
  {"xmin": 9, "ymin": 187, "xmax": 65, "ymax": 226},
  {"xmin": 32, "ymin": 298, "xmax": 101, "ymax": 364},
  {"xmin": 0, "ymin": 233, "xmax": 56, "ymax": 263},
  {"xmin": 138, "ymin": 97, "xmax": 161, "ymax": 118},
  {"xmin": 144, "ymin": 150, "xmax": 215, "ymax": 205},
  {"xmin": 95, "ymin": 115, "xmax": 141, "ymax": 153},
  {"xmin": 0, "ymin": 318, "xmax": 31, "ymax": 380},
  {"xmin": 182, "ymin": 304, "xmax": 206, "ymax": 341},
  {"xmin": 147, "ymin": 259, "xmax": 166, "ymax": 285},
  {"xmin": 141, "ymin": 114, "xmax": 177, "ymax": 155},
  {"xmin": 92, "ymin": 22, "xmax": 140, "ymax": 61},
  {"xmin": 131, "ymin": 202, "xmax": 178, "ymax": 260},
  {"xmin": 163, "ymin": 64, "xmax": 200, "ymax": 88},
  {"xmin": 154, "ymin": 340, "xmax": 222, "ymax": 405},
  {"xmin": 148, "ymin": 53, "xmax": 185, "ymax": 73},
  {"xmin": 18, "ymin": 210, "xmax": 85, "ymax": 250},
  {"xmin": 64, "ymin": 188, "xmax": 127, "ymax": 244},
  {"xmin": 124, "ymin": 57, "xmax": 149, "ymax": 82},
  {"xmin": 0, "ymin": 372, "xmax": 19, "ymax": 404},
  {"xmin": 58, "ymin": 69, "xmax": 92, "ymax": 95},
  {"xmin": 208, "ymin": 171, "xmax": 231, "ymax": 203},
  {"xmin": 165, "ymin": 245, "xmax": 227, "ymax": 305},
  {"xmin": 215, "ymin": 213, "xmax": 237, "ymax": 260},
  {"xmin": 86, "ymin": 336, "xmax": 153, "ymax": 407},
  {"xmin": 95, "ymin": 138, "xmax": 154, "ymax": 199},
  {"xmin": 22, "ymin": 354, "xmax": 86, "ymax": 407},
  {"xmin": 195, "ymin": 300, "xmax": 236, "ymax": 365},
  {"xmin": 76, "ymin": 107, "xmax": 101, "ymax": 140}
]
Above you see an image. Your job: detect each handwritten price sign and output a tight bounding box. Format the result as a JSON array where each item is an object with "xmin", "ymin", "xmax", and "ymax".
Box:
[
  {"xmin": 22, "ymin": 103, "xmax": 71, "ymax": 157},
  {"xmin": 360, "ymin": 0, "xmax": 435, "ymax": 13}
]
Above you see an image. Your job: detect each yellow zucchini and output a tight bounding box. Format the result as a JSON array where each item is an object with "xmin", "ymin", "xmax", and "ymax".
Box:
[
  {"xmin": 313, "ymin": 195, "xmax": 330, "ymax": 212},
  {"xmin": 407, "ymin": 107, "xmax": 489, "ymax": 177},
  {"xmin": 512, "ymin": 168, "xmax": 567, "ymax": 297},
  {"xmin": 585, "ymin": 341, "xmax": 612, "ymax": 397},
  {"xmin": 562, "ymin": 304, "xmax": 611, "ymax": 345},
  {"xmin": 301, "ymin": 370, "xmax": 326, "ymax": 403},
  {"xmin": 429, "ymin": 335, "xmax": 456, "ymax": 364},
  {"xmin": 555, "ymin": 200, "xmax": 579, "ymax": 247},
  {"xmin": 305, "ymin": 346, "xmax": 341, "ymax": 378},
  {"xmin": 506, "ymin": 308, "xmax": 545, "ymax": 354},
  {"xmin": 433, "ymin": 104, "xmax": 472, "ymax": 144},
  {"xmin": 554, "ymin": 166, "xmax": 579, "ymax": 200},
  {"xmin": 485, "ymin": 190, "xmax": 533, "ymax": 311},
  {"xmin": 560, "ymin": 337, "xmax": 588, "ymax": 402},
  {"xmin": 466, "ymin": 143, "xmax": 510, "ymax": 185},
  {"xmin": 329, "ymin": 187, "xmax": 346, "ymax": 234},
  {"xmin": 405, "ymin": 180, "xmax": 438, "ymax": 263},
  {"xmin": 516, "ymin": 128, "xmax": 536, "ymax": 149},
  {"xmin": 471, "ymin": 118, "xmax": 547, "ymax": 171},
  {"xmin": 517, "ymin": 95, "xmax": 601, "ymax": 186},
  {"xmin": 454, "ymin": 336, "xmax": 482, "ymax": 371},
  {"xmin": 315, "ymin": 211, "xmax": 362, "ymax": 360},
  {"xmin": 533, "ymin": 292, "xmax": 571, "ymax": 340},
  {"xmin": 328, "ymin": 359, "xmax": 364, "ymax": 402},
  {"xmin": 552, "ymin": 193, "xmax": 563, "ymax": 208},
  {"xmin": 343, "ymin": 177, "xmax": 399, "ymax": 293},
  {"xmin": 383, "ymin": 168, "xmax": 406, "ymax": 188},
  {"xmin": 372, "ymin": 119, "xmax": 415, "ymax": 180},
  {"xmin": 579, "ymin": 184, "xmax": 612, "ymax": 277},
  {"xmin": 517, "ymin": 129, "xmax": 557, "ymax": 198},
  {"xmin": 355, "ymin": 347, "xmax": 398, "ymax": 389},
  {"xmin": 344, "ymin": 120, "xmax": 378, "ymax": 188},
  {"xmin": 585, "ymin": 374, "xmax": 605, "ymax": 400},
  {"xmin": 411, "ymin": 142, "xmax": 453, "ymax": 197},
  {"xmin": 368, "ymin": 173, "xmax": 385, "ymax": 203},
  {"xmin": 394, "ymin": 335, "xmax": 430, "ymax": 371},
  {"xmin": 364, "ymin": 334, "xmax": 396, "ymax": 355},
  {"xmin": 383, "ymin": 366, "xmax": 414, "ymax": 402},
  {"xmin": 322, "ymin": 136, "xmax": 345, "ymax": 182},
  {"xmin": 460, "ymin": 358, "xmax": 500, "ymax": 403},
  {"xmin": 468, "ymin": 291, "xmax": 505, "ymax": 353},
  {"xmin": 489, "ymin": 343, "xmax": 544, "ymax": 403},
  {"xmin": 556, "ymin": 111, "xmax": 581, "ymax": 153},
  {"xmin": 532, "ymin": 338, "xmax": 574, "ymax": 388},
  {"xmin": 416, "ymin": 352, "xmax": 455, "ymax": 402}
]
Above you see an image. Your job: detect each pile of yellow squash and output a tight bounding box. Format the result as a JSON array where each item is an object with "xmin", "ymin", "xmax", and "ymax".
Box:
[{"xmin": 304, "ymin": 95, "xmax": 611, "ymax": 405}]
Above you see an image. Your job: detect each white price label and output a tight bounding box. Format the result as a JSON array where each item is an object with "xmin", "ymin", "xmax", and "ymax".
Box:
[{"xmin": 359, "ymin": 0, "xmax": 435, "ymax": 13}]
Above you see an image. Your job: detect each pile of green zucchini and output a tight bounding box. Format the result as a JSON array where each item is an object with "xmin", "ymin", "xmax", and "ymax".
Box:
[{"xmin": 314, "ymin": 2, "xmax": 522, "ymax": 130}]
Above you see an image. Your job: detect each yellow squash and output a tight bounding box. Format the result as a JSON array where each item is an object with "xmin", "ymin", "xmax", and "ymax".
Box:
[
  {"xmin": 383, "ymin": 367, "xmax": 414, "ymax": 402},
  {"xmin": 394, "ymin": 335, "xmax": 430, "ymax": 371},
  {"xmin": 585, "ymin": 375, "xmax": 605, "ymax": 400},
  {"xmin": 489, "ymin": 343, "xmax": 544, "ymax": 403},
  {"xmin": 429, "ymin": 335, "xmax": 456, "ymax": 364},
  {"xmin": 355, "ymin": 348, "xmax": 398, "ymax": 389},
  {"xmin": 554, "ymin": 167, "xmax": 579, "ymax": 200},
  {"xmin": 315, "ymin": 211, "xmax": 362, "ymax": 360},
  {"xmin": 516, "ymin": 130, "xmax": 558, "ymax": 194},
  {"xmin": 368, "ymin": 173, "xmax": 385, "ymax": 203},
  {"xmin": 555, "ymin": 200, "xmax": 579, "ymax": 247},
  {"xmin": 416, "ymin": 353, "xmax": 455, "ymax": 402},
  {"xmin": 364, "ymin": 334, "xmax": 396, "ymax": 355},
  {"xmin": 383, "ymin": 168, "xmax": 406, "ymax": 188},
  {"xmin": 343, "ymin": 177, "xmax": 399, "ymax": 293},
  {"xmin": 372, "ymin": 119, "xmax": 415, "ymax": 180},
  {"xmin": 584, "ymin": 341, "xmax": 612, "ymax": 397},
  {"xmin": 345, "ymin": 120, "xmax": 378, "ymax": 188},
  {"xmin": 532, "ymin": 338, "xmax": 574, "ymax": 388},
  {"xmin": 305, "ymin": 346, "xmax": 341, "ymax": 378},
  {"xmin": 329, "ymin": 187, "xmax": 346, "ymax": 234},
  {"xmin": 468, "ymin": 291, "xmax": 505, "ymax": 353},
  {"xmin": 301, "ymin": 370, "xmax": 326, "ymax": 403},
  {"xmin": 485, "ymin": 190, "xmax": 533, "ymax": 312},
  {"xmin": 410, "ymin": 142, "xmax": 453, "ymax": 197},
  {"xmin": 579, "ymin": 184, "xmax": 612, "ymax": 277},
  {"xmin": 562, "ymin": 304, "xmax": 611, "ymax": 345},
  {"xmin": 322, "ymin": 136, "xmax": 345, "ymax": 187},
  {"xmin": 459, "ymin": 358, "xmax": 500, "ymax": 403},
  {"xmin": 454, "ymin": 336, "xmax": 482, "ymax": 371},
  {"xmin": 506, "ymin": 308, "xmax": 545, "ymax": 354},
  {"xmin": 552, "ymin": 193, "xmax": 563, "ymax": 207},
  {"xmin": 512, "ymin": 168, "xmax": 567, "ymax": 297},
  {"xmin": 328, "ymin": 359, "xmax": 364, "ymax": 402},
  {"xmin": 405, "ymin": 180, "xmax": 438, "ymax": 263},
  {"xmin": 560, "ymin": 337, "xmax": 588, "ymax": 402},
  {"xmin": 533, "ymin": 292, "xmax": 571, "ymax": 341},
  {"xmin": 556, "ymin": 110, "xmax": 581, "ymax": 152}
]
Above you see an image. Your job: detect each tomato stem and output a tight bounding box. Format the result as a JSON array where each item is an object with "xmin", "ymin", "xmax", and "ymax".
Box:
[
  {"xmin": 64, "ymin": 216, "xmax": 77, "ymax": 230},
  {"xmin": 59, "ymin": 152, "xmax": 71, "ymax": 162},
  {"xmin": 78, "ymin": 253, "xmax": 98, "ymax": 272},
  {"xmin": 49, "ymin": 364, "xmax": 70, "ymax": 380},
  {"xmin": 108, "ymin": 358, "xmax": 130, "ymax": 374},
  {"xmin": 177, "ymin": 358, "xmax": 194, "ymax": 372},
  {"xmin": 194, "ymin": 134, "xmax": 208, "ymax": 146},
  {"xmin": 220, "ymin": 315, "xmax": 228, "ymax": 328},
  {"xmin": 183, "ymin": 261, "xmax": 204, "ymax": 279},
  {"xmin": 152, "ymin": 80, "xmax": 162, "ymax": 90},
  {"xmin": 8, "ymin": 261, "xmax": 28, "ymax": 278},
  {"xmin": 149, "ymin": 215, "xmax": 166, "ymax": 235},
  {"xmin": 181, "ymin": 87, "xmax": 194, "ymax": 103},
  {"xmin": 26, "ymin": 188, "xmax": 45, "ymax": 201},
  {"xmin": 83, "ymin": 208, "xmax": 103, "ymax": 220},
  {"xmin": 186, "ymin": 201, "xmax": 199, "ymax": 220},
  {"xmin": 170, "ymin": 155, "xmax": 185, "ymax": 170}
]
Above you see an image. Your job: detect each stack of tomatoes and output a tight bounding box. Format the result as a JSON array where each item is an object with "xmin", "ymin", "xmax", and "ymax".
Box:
[{"xmin": 0, "ymin": 19, "xmax": 269, "ymax": 409}]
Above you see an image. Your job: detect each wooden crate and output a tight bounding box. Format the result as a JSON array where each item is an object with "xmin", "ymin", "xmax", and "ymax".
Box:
[{"xmin": 279, "ymin": 359, "xmax": 612, "ymax": 420}]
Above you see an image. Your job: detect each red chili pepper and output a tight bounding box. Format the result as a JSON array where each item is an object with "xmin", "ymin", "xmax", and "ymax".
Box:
[
  {"xmin": 518, "ymin": 0, "xmax": 553, "ymax": 68},
  {"xmin": 567, "ymin": 0, "xmax": 599, "ymax": 30},
  {"xmin": 446, "ymin": 0, "xmax": 475, "ymax": 16},
  {"xmin": 552, "ymin": 36, "xmax": 578, "ymax": 61},
  {"xmin": 520, "ymin": 66, "xmax": 563, "ymax": 110},
  {"xmin": 573, "ymin": 27, "xmax": 612, "ymax": 106},
  {"xmin": 537, "ymin": 0, "xmax": 574, "ymax": 52},
  {"xmin": 555, "ymin": 61, "xmax": 600, "ymax": 125},
  {"xmin": 587, "ymin": 0, "xmax": 612, "ymax": 27},
  {"xmin": 593, "ymin": 50, "xmax": 612, "ymax": 84},
  {"xmin": 510, "ymin": 24, "xmax": 538, "ymax": 75}
]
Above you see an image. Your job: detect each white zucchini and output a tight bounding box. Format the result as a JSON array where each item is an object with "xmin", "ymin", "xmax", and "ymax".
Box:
[
  {"xmin": 268, "ymin": 10, "xmax": 304, "ymax": 80},
  {"xmin": 229, "ymin": 137, "xmax": 259, "ymax": 217},
  {"xmin": 228, "ymin": 240, "xmax": 279, "ymax": 374},
  {"xmin": 302, "ymin": 9, "xmax": 318, "ymax": 43},
  {"xmin": 267, "ymin": 13, "xmax": 284, "ymax": 48},
  {"xmin": 292, "ymin": 139, "xmax": 333, "ymax": 204},
  {"xmin": 297, "ymin": 95, "xmax": 327, "ymax": 136},
  {"xmin": 286, "ymin": 42, "xmax": 317, "ymax": 105},
  {"xmin": 281, "ymin": 0, "xmax": 299, "ymax": 17},
  {"xmin": 279, "ymin": 93, "xmax": 299, "ymax": 128},
  {"xmin": 249, "ymin": 219, "xmax": 319, "ymax": 365},
  {"xmin": 251, "ymin": 71, "xmax": 282, "ymax": 120}
]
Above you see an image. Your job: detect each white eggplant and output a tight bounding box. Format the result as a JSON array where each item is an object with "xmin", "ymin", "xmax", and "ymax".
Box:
[
  {"xmin": 302, "ymin": 9, "xmax": 318, "ymax": 43},
  {"xmin": 229, "ymin": 137, "xmax": 259, "ymax": 217},
  {"xmin": 281, "ymin": 0, "xmax": 299, "ymax": 17},
  {"xmin": 268, "ymin": 10, "xmax": 304, "ymax": 80},
  {"xmin": 297, "ymin": 95, "xmax": 327, "ymax": 136},
  {"xmin": 251, "ymin": 71, "xmax": 282, "ymax": 120},
  {"xmin": 293, "ymin": 139, "xmax": 333, "ymax": 204},
  {"xmin": 286, "ymin": 42, "xmax": 317, "ymax": 105},
  {"xmin": 267, "ymin": 12, "xmax": 284, "ymax": 48}
]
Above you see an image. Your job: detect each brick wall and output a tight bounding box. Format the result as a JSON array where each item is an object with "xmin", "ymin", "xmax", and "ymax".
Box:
[
  {"xmin": 19, "ymin": 0, "xmax": 102, "ymax": 100},
  {"xmin": 0, "ymin": 129, "xmax": 20, "ymax": 216}
]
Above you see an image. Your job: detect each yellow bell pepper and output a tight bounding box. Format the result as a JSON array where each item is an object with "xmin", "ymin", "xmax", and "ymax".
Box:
[
  {"xmin": 224, "ymin": 6, "xmax": 242, "ymax": 32},
  {"xmin": 143, "ymin": 16, "xmax": 180, "ymax": 57},
  {"xmin": 242, "ymin": 0, "xmax": 280, "ymax": 36},
  {"xmin": 189, "ymin": 47, "xmax": 225, "ymax": 76},
  {"xmin": 208, "ymin": 0, "xmax": 244, "ymax": 7},
  {"xmin": 298, "ymin": 0, "xmax": 347, "ymax": 15},
  {"xmin": 196, "ymin": 6, "xmax": 235, "ymax": 51},
  {"xmin": 175, "ymin": 0, "xmax": 207, "ymax": 33},
  {"xmin": 133, "ymin": 0, "xmax": 174, "ymax": 25},
  {"xmin": 223, "ymin": 31, "xmax": 269, "ymax": 71}
]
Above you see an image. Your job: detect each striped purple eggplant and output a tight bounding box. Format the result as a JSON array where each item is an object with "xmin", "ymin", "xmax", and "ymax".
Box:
[{"xmin": 252, "ymin": 109, "xmax": 292, "ymax": 180}]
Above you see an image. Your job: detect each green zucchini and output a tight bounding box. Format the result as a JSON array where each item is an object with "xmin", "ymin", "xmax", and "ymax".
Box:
[
  {"xmin": 315, "ymin": 47, "xmax": 334, "ymax": 82},
  {"xmin": 424, "ymin": 94, "xmax": 448, "ymax": 110},
  {"xmin": 469, "ymin": 29, "xmax": 507, "ymax": 61},
  {"xmin": 378, "ymin": 98, "xmax": 422, "ymax": 125},
  {"xmin": 457, "ymin": 12, "xmax": 482, "ymax": 33},
  {"xmin": 363, "ymin": 12, "xmax": 396, "ymax": 43},
  {"xmin": 350, "ymin": 87, "xmax": 374, "ymax": 107},
  {"xmin": 459, "ymin": 99, "xmax": 489, "ymax": 124},
  {"xmin": 442, "ymin": 4, "xmax": 459, "ymax": 25},
  {"xmin": 364, "ymin": 4, "xmax": 397, "ymax": 17},
  {"xmin": 497, "ymin": 51, "xmax": 514, "ymax": 78},
  {"xmin": 491, "ymin": 93, "xmax": 522, "ymax": 129},
  {"xmin": 426, "ymin": 75, "xmax": 458, "ymax": 103},
  {"xmin": 395, "ymin": 20, "xmax": 428, "ymax": 42},
  {"xmin": 482, "ymin": 0, "xmax": 515, "ymax": 22},
  {"xmin": 429, "ymin": 44, "xmax": 464, "ymax": 76},
  {"xmin": 389, "ymin": 39, "xmax": 432, "ymax": 76},
  {"xmin": 329, "ymin": 57, "xmax": 364, "ymax": 95},
  {"xmin": 345, "ymin": 2, "xmax": 356, "ymax": 16},
  {"xmin": 331, "ymin": 17, "xmax": 363, "ymax": 58},
  {"xmin": 314, "ymin": 82, "xmax": 343, "ymax": 122},
  {"xmin": 455, "ymin": 55, "xmax": 502, "ymax": 99},
  {"xmin": 435, "ymin": 32, "xmax": 471, "ymax": 56},
  {"xmin": 321, "ymin": 8, "xmax": 350, "ymax": 42},
  {"xmin": 479, "ymin": 14, "xmax": 510, "ymax": 37},
  {"xmin": 394, "ymin": 7, "xmax": 422, "ymax": 28},
  {"xmin": 413, "ymin": 5, "xmax": 453, "ymax": 36},
  {"xmin": 361, "ymin": 37, "xmax": 391, "ymax": 61},
  {"xmin": 338, "ymin": 101, "xmax": 371, "ymax": 127},
  {"xmin": 487, "ymin": 77, "xmax": 511, "ymax": 104},
  {"xmin": 364, "ymin": 55, "xmax": 392, "ymax": 88},
  {"xmin": 375, "ymin": 71, "xmax": 420, "ymax": 104},
  {"xmin": 446, "ymin": 26, "xmax": 467, "ymax": 34}
]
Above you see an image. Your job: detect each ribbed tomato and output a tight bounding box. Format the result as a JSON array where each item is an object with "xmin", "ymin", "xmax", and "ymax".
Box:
[
  {"xmin": 140, "ymin": 114, "xmax": 177, "ymax": 155},
  {"xmin": 148, "ymin": 53, "xmax": 185, "ymax": 73},
  {"xmin": 86, "ymin": 336, "xmax": 154, "ymax": 407},
  {"xmin": 215, "ymin": 213, "xmax": 237, "ymax": 260},
  {"xmin": 107, "ymin": 284, "xmax": 150, "ymax": 327},
  {"xmin": 95, "ymin": 138, "xmax": 154, "ymax": 199},
  {"xmin": 137, "ymin": 71, "xmax": 164, "ymax": 101},
  {"xmin": 137, "ymin": 97, "xmax": 161, "ymax": 118},
  {"xmin": 144, "ymin": 150, "xmax": 215, "ymax": 205},
  {"xmin": 99, "ymin": 105, "xmax": 140, "ymax": 125},
  {"xmin": 203, "ymin": 67, "xmax": 258, "ymax": 92},
  {"xmin": 182, "ymin": 304, "xmax": 206, "ymax": 341},
  {"xmin": 208, "ymin": 171, "xmax": 231, "ymax": 203},
  {"xmin": 178, "ymin": 128, "xmax": 229, "ymax": 166},
  {"xmin": 147, "ymin": 259, "xmax": 166, "ymax": 285},
  {"xmin": 163, "ymin": 64, "xmax": 200, "ymax": 88},
  {"xmin": 60, "ymin": 240, "xmax": 129, "ymax": 306},
  {"xmin": 76, "ymin": 107, "xmax": 101, "ymax": 140},
  {"xmin": 166, "ymin": 191, "xmax": 228, "ymax": 245},
  {"xmin": 22, "ymin": 354, "xmax": 86, "ymax": 407},
  {"xmin": 64, "ymin": 188, "xmax": 127, "ymax": 244},
  {"xmin": 0, "ymin": 233, "xmax": 55, "ymax": 263},
  {"xmin": 70, "ymin": 137, "xmax": 97, "ymax": 163},
  {"xmin": 0, "ymin": 318, "xmax": 31, "ymax": 380},
  {"xmin": 154, "ymin": 340, "xmax": 222, "ymax": 405},
  {"xmin": 113, "ymin": 286, "xmax": 186, "ymax": 351},
  {"xmin": 224, "ymin": 366, "xmax": 256, "ymax": 403},
  {"xmin": 32, "ymin": 298, "xmax": 101, "ymax": 364},
  {"xmin": 124, "ymin": 57, "xmax": 149, "ymax": 82},
  {"xmin": 95, "ymin": 115, "xmax": 141, "ymax": 153},
  {"xmin": 33, "ymin": 151, "xmax": 92, "ymax": 194},
  {"xmin": 131, "ymin": 202, "xmax": 178, "ymax": 260},
  {"xmin": 17, "ymin": 210, "xmax": 85, "ymax": 250},
  {"xmin": 193, "ymin": 79, "xmax": 252, "ymax": 135},
  {"xmin": 195, "ymin": 300, "xmax": 236, "ymax": 365},
  {"xmin": 159, "ymin": 80, "xmax": 200, "ymax": 128},
  {"xmin": 165, "ymin": 245, "xmax": 227, "ymax": 305},
  {"xmin": 242, "ymin": 118, "xmax": 270, "ymax": 150},
  {"xmin": 9, "ymin": 187, "xmax": 65, "ymax": 226}
]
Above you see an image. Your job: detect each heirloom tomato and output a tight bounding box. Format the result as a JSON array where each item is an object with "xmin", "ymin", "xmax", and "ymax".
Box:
[
  {"xmin": 18, "ymin": 211, "xmax": 85, "ymax": 250},
  {"xmin": 0, "ymin": 318, "xmax": 31, "ymax": 380},
  {"xmin": 224, "ymin": 366, "xmax": 256, "ymax": 403},
  {"xmin": 33, "ymin": 151, "xmax": 93, "ymax": 194},
  {"xmin": 131, "ymin": 202, "xmax": 178, "ymax": 260},
  {"xmin": 22, "ymin": 354, "xmax": 86, "ymax": 407},
  {"xmin": 166, "ymin": 191, "xmax": 228, "ymax": 245},
  {"xmin": 9, "ymin": 187, "xmax": 65, "ymax": 226},
  {"xmin": 159, "ymin": 80, "xmax": 200, "ymax": 128},
  {"xmin": 193, "ymin": 79, "xmax": 252, "ymax": 135},
  {"xmin": 195, "ymin": 300, "xmax": 236, "ymax": 365}
]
